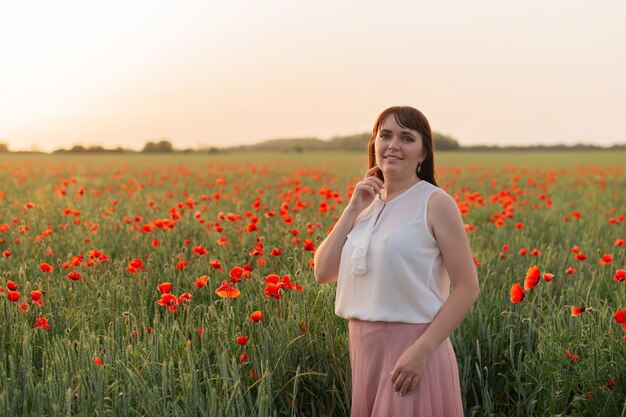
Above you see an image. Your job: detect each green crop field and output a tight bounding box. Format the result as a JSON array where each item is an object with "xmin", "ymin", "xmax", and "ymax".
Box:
[{"xmin": 1, "ymin": 151, "xmax": 625, "ymax": 416}]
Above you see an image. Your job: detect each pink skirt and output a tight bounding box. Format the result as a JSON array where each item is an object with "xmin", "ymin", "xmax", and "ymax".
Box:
[{"xmin": 348, "ymin": 319, "xmax": 464, "ymax": 417}]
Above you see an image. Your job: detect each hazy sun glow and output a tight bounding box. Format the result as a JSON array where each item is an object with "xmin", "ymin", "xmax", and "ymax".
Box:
[{"xmin": 1, "ymin": 0, "xmax": 625, "ymax": 152}]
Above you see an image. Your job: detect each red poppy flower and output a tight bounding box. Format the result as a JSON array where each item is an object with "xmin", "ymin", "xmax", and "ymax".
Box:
[
  {"xmin": 39, "ymin": 263, "xmax": 54, "ymax": 273},
  {"xmin": 239, "ymin": 351, "xmax": 248, "ymax": 363},
  {"xmin": 33, "ymin": 317, "xmax": 51, "ymax": 330},
  {"xmin": 530, "ymin": 248, "xmax": 541, "ymax": 256},
  {"xmin": 157, "ymin": 282, "xmax": 172, "ymax": 294},
  {"xmin": 269, "ymin": 248, "xmax": 283, "ymax": 256},
  {"xmin": 524, "ymin": 265, "xmax": 540, "ymax": 291},
  {"xmin": 280, "ymin": 276, "xmax": 297, "ymax": 290},
  {"xmin": 20, "ymin": 301, "xmax": 29, "ymax": 312},
  {"xmin": 209, "ymin": 259, "xmax": 223, "ymax": 271},
  {"xmin": 176, "ymin": 261, "xmax": 187, "ymax": 271},
  {"xmin": 575, "ymin": 253, "xmax": 587, "ymax": 261},
  {"xmin": 215, "ymin": 281, "xmax": 240, "ymax": 299},
  {"xmin": 518, "ymin": 248, "xmax": 527, "ymax": 256},
  {"xmin": 565, "ymin": 349, "xmax": 580, "ymax": 360},
  {"xmin": 263, "ymin": 274, "xmax": 280, "ymax": 284},
  {"xmin": 229, "ymin": 267, "xmax": 244, "ymax": 283},
  {"xmin": 67, "ymin": 271, "xmax": 82, "ymax": 281},
  {"xmin": 7, "ymin": 291, "xmax": 21, "ymax": 302},
  {"xmin": 69, "ymin": 255, "xmax": 84, "ymax": 267},
  {"xmin": 614, "ymin": 308, "xmax": 626, "ymax": 324},
  {"xmin": 250, "ymin": 310, "xmax": 263, "ymax": 322},
  {"xmin": 194, "ymin": 275, "xmax": 209, "ymax": 288},
  {"xmin": 510, "ymin": 283, "xmax": 525, "ymax": 304},
  {"xmin": 599, "ymin": 254, "xmax": 613, "ymax": 265},
  {"xmin": 571, "ymin": 306, "xmax": 586, "ymax": 317},
  {"xmin": 565, "ymin": 267, "xmax": 576, "ymax": 275},
  {"xmin": 157, "ymin": 293, "xmax": 178, "ymax": 311},
  {"xmin": 264, "ymin": 283, "xmax": 282, "ymax": 299},
  {"xmin": 615, "ymin": 238, "xmax": 625, "ymax": 247},
  {"xmin": 192, "ymin": 245, "xmax": 208, "ymax": 255},
  {"xmin": 249, "ymin": 244, "xmax": 263, "ymax": 257},
  {"xmin": 614, "ymin": 270, "xmax": 626, "ymax": 282},
  {"xmin": 236, "ymin": 335, "xmax": 249, "ymax": 345},
  {"xmin": 543, "ymin": 273, "xmax": 554, "ymax": 282},
  {"xmin": 177, "ymin": 292, "xmax": 192, "ymax": 304},
  {"xmin": 571, "ymin": 245, "xmax": 580, "ymax": 253},
  {"xmin": 302, "ymin": 239, "xmax": 316, "ymax": 252},
  {"xmin": 30, "ymin": 291, "xmax": 43, "ymax": 306},
  {"xmin": 7, "ymin": 280, "xmax": 18, "ymax": 291},
  {"xmin": 94, "ymin": 356, "xmax": 103, "ymax": 366}
]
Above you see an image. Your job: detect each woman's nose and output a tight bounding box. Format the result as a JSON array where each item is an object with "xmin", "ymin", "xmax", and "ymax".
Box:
[{"xmin": 387, "ymin": 136, "xmax": 400, "ymax": 149}]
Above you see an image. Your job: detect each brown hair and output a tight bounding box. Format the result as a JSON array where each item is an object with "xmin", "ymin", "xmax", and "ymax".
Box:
[{"xmin": 367, "ymin": 106, "xmax": 438, "ymax": 186}]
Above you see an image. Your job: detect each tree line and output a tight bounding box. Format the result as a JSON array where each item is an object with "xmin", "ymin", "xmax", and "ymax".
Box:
[{"xmin": 1, "ymin": 134, "xmax": 625, "ymax": 154}]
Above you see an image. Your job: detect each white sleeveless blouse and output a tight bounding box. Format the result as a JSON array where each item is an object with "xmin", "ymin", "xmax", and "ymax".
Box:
[{"xmin": 334, "ymin": 180, "xmax": 450, "ymax": 324}]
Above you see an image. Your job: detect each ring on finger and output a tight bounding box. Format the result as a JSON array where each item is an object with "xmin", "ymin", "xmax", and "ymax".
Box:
[{"xmin": 401, "ymin": 376, "xmax": 413, "ymax": 390}]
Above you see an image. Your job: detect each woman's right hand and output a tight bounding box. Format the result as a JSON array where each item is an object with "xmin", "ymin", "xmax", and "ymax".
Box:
[{"xmin": 346, "ymin": 166, "xmax": 385, "ymax": 214}]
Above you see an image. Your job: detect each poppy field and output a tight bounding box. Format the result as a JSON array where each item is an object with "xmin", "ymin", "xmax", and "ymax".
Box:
[{"xmin": 1, "ymin": 151, "xmax": 625, "ymax": 416}]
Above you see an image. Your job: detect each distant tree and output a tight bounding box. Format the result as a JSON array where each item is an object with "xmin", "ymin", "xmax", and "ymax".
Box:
[
  {"xmin": 433, "ymin": 133, "xmax": 460, "ymax": 150},
  {"xmin": 69, "ymin": 145, "xmax": 87, "ymax": 153},
  {"xmin": 142, "ymin": 142, "xmax": 157, "ymax": 152},
  {"xmin": 142, "ymin": 139, "xmax": 174, "ymax": 153},
  {"xmin": 87, "ymin": 145, "xmax": 106, "ymax": 152},
  {"xmin": 0, "ymin": 142, "xmax": 9, "ymax": 153},
  {"xmin": 329, "ymin": 133, "xmax": 371, "ymax": 151}
]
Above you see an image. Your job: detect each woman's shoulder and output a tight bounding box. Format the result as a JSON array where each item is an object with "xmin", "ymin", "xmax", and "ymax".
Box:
[
  {"xmin": 427, "ymin": 187, "xmax": 462, "ymax": 227},
  {"xmin": 427, "ymin": 186, "xmax": 456, "ymax": 210},
  {"xmin": 417, "ymin": 181, "xmax": 451, "ymax": 204}
]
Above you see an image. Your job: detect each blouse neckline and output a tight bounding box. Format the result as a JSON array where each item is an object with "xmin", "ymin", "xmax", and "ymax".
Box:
[{"xmin": 376, "ymin": 179, "xmax": 425, "ymax": 205}]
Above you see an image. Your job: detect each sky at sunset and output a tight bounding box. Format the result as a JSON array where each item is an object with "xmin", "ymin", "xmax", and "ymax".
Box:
[{"xmin": 1, "ymin": 0, "xmax": 625, "ymax": 152}]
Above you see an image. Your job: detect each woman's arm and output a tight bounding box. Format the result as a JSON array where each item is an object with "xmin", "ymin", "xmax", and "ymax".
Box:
[
  {"xmin": 390, "ymin": 190, "xmax": 480, "ymax": 395},
  {"xmin": 314, "ymin": 166, "xmax": 384, "ymax": 284},
  {"xmin": 313, "ymin": 206, "xmax": 361, "ymax": 284}
]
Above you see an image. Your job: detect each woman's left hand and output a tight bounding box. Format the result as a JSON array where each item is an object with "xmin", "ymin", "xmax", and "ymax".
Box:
[{"xmin": 389, "ymin": 342, "xmax": 432, "ymax": 396}]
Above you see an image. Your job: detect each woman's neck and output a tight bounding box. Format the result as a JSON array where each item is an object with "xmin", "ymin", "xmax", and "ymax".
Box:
[{"xmin": 381, "ymin": 176, "xmax": 421, "ymax": 202}]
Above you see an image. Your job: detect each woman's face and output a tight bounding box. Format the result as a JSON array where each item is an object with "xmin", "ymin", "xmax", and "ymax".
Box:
[{"xmin": 375, "ymin": 114, "xmax": 425, "ymax": 181}]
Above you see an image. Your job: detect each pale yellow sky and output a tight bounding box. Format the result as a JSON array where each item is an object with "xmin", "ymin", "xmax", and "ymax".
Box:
[{"xmin": 1, "ymin": 0, "xmax": 625, "ymax": 152}]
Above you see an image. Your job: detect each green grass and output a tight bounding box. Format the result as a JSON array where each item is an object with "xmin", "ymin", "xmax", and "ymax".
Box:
[{"xmin": 1, "ymin": 151, "xmax": 625, "ymax": 416}]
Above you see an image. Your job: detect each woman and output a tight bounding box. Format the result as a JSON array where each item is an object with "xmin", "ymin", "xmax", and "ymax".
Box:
[{"xmin": 314, "ymin": 106, "xmax": 479, "ymax": 417}]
